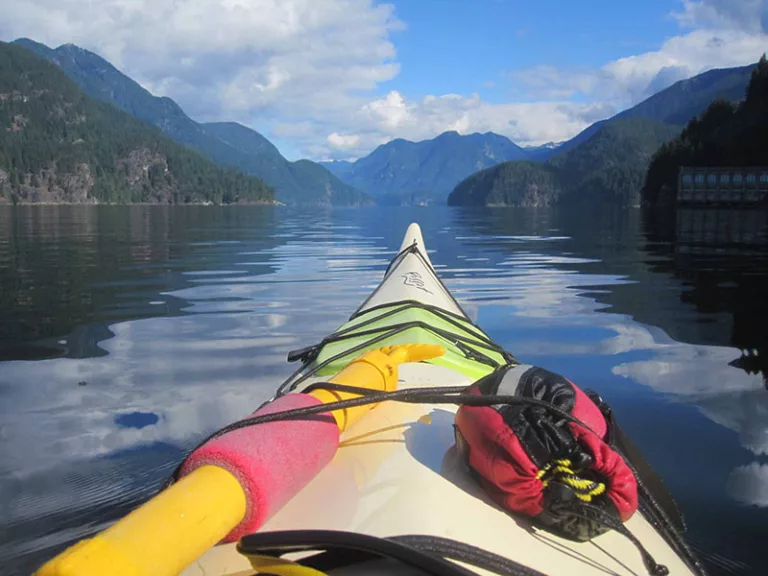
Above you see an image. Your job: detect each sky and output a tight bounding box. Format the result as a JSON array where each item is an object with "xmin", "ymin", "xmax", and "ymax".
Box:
[{"xmin": 1, "ymin": 0, "xmax": 768, "ymax": 160}]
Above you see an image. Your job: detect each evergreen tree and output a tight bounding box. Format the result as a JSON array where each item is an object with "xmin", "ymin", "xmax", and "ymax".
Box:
[
  {"xmin": 642, "ymin": 54, "xmax": 768, "ymax": 205},
  {"xmin": 0, "ymin": 42, "xmax": 273, "ymax": 204}
]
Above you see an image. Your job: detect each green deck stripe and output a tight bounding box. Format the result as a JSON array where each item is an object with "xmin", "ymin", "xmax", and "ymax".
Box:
[{"xmin": 314, "ymin": 303, "xmax": 507, "ymax": 380}]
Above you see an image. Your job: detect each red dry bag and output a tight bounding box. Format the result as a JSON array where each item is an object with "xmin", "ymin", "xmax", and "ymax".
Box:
[{"xmin": 454, "ymin": 364, "xmax": 638, "ymax": 542}]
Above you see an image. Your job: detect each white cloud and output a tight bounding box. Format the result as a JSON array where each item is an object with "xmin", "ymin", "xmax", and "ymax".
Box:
[
  {"xmin": 315, "ymin": 90, "xmax": 616, "ymax": 157},
  {"xmin": 363, "ymin": 90, "xmax": 412, "ymax": 129},
  {"xmin": 1, "ymin": 0, "xmax": 766, "ymax": 160},
  {"xmin": 673, "ymin": 0, "xmax": 768, "ymax": 34},
  {"xmin": 511, "ymin": 66, "xmax": 600, "ymax": 101},
  {"xmin": 604, "ymin": 28, "xmax": 766, "ymax": 101},
  {"xmin": 512, "ymin": 27, "xmax": 768, "ymax": 109},
  {"xmin": 0, "ymin": 0, "xmax": 402, "ymax": 149},
  {"xmin": 613, "ymin": 342, "xmax": 768, "ymax": 457},
  {"xmin": 327, "ymin": 132, "xmax": 360, "ymax": 149}
]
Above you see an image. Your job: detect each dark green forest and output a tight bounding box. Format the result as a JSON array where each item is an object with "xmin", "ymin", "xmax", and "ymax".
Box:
[
  {"xmin": 643, "ymin": 55, "xmax": 768, "ymax": 205},
  {"xmin": 0, "ymin": 42, "xmax": 273, "ymax": 204},
  {"xmin": 448, "ymin": 118, "xmax": 680, "ymax": 207},
  {"xmin": 15, "ymin": 39, "xmax": 369, "ymax": 206}
]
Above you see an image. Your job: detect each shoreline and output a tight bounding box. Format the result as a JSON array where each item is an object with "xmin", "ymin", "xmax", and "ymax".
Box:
[{"xmin": 0, "ymin": 200, "xmax": 282, "ymax": 207}]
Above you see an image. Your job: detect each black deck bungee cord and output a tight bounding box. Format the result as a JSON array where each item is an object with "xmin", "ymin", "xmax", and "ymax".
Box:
[
  {"xmin": 238, "ymin": 530, "xmax": 548, "ymax": 576},
  {"xmin": 166, "ymin": 384, "xmax": 605, "ymax": 486},
  {"xmin": 162, "ymin": 380, "xmax": 713, "ymax": 576},
  {"xmin": 276, "ymin": 315, "xmax": 515, "ymax": 397},
  {"xmin": 277, "ymin": 240, "xmax": 516, "ymax": 397},
  {"xmin": 162, "ymin": 240, "xmax": 705, "ymax": 575}
]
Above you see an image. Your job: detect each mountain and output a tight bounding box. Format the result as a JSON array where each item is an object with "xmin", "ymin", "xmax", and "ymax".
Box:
[
  {"xmin": 448, "ymin": 118, "xmax": 680, "ymax": 207},
  {"xmin": 202, "ymin": 122, "xmax": 368, "ymax": 206},
  {"xmin": 447, "ymin": 60, "xmax": 760, "ymax": 207},
  {"xmin": 320, "ymin": 130, "xmax": 530, "ymax": 203},
  {"xmin": 0, "ymin": 42, "xmax": 273, "ymax": 205},
  {"xmin": 642, "ymin": 55, "xmax": 768, "ymax": 206},
  {"xmin": 550, "ymin": 118, "xmax": 682, "ymax": 204},
  {"xmin": 555, "ymin": 63, "xmax": 756, "ymax": 157},
  {"xmin": 522, "ymin": 141, "xmax": 564, "ymax": 161},
  {"xmin": 13, "ymin": 38, "xmax": 369, "ymax": 206},
  {"xmin": 619, "ymin": 64, "xmax": 756, "ymax": 125},
  {"xmin": 320, "ymin": 160, "xmax": 355, "ymax": 181},
  {"xmin": 524, "ymin": 141, "xmax": 562, "ymax": 150},
  {"xmin": 323, "ymin": 63, "xmax": 753, "ymax": 201}
]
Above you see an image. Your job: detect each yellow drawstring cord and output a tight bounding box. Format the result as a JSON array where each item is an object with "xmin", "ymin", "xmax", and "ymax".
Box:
[
  {"xmin": 246, "ymin": 554, "xmax": 329, "ymax": 575},
  {"xmin": 535, "ymin": 458, "xmax": 607, "ymax": 502}
]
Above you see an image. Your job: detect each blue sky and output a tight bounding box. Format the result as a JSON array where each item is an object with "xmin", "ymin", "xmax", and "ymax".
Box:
[
  {"xmin": 2, "ymin": 0, "xmax": 767, "ymax": 160},
  {"xmin": 387, "ymin": 0, "xmax": 680, "ymax": 101}
]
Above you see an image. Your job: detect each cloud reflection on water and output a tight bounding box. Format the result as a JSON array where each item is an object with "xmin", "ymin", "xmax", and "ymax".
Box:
[{"xmin": 2, "ymin": 207, "xmax": 767, "ymax": 575}]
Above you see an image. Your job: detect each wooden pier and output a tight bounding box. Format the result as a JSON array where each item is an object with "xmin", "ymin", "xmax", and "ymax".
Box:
[{"xmin": 678, "ymin": 167, "xmax": 768, "ymax": 205}]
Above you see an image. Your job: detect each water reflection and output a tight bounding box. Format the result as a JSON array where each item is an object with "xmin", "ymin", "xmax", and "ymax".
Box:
[
  {"xmin": 638, "ymin": 208, "xmax": 768, "ymax": 524},
  {"xmin": 0, "ymin": 206, "xmax": 283, "ymax": 360},
  {"xmin": 1, "ymin": 206, "xmax": 767, "ymax": 575},
  {"xmin": 452, "ymin": 206, "xmax": 768, "ymax": 574},
  {"xmin": 0, "ymin": 206, "xmax": 403, "ymax": 575},
  {"xmin": 727, "ymin": 463, "xmax": 768, "ymax": 507},
  {"xmin": 645, "ymin": 208, "xmax": 768, "ymax": 386}
]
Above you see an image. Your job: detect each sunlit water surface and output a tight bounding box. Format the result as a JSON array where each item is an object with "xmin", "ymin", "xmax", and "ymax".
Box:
[{"xmin": 1, "ymin": 206, "xmax": 767, "ymax": 575}]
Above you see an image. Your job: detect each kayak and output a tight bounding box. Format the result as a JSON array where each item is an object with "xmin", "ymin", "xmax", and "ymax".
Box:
[{"xmin": 36, "ymin": 223, "xmax": 703, "ymax": 576}]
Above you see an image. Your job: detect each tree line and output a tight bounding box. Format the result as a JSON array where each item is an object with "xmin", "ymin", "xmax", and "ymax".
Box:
[
  {"xmin": 0, "ymin": 42, "xmax": 273, "ymax": 204},
  {"xmin": 643, "ymin": 55, "xmax": 768, "ymax": 206}
]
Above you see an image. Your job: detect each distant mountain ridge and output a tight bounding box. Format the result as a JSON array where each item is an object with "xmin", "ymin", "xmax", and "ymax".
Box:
[
  {"xmin": 446, "ymin": 59, "xmax": 758, "ymax": 207},
  {"xmin": 555, "ymin": 63, "xmax": 756, "ymax": 155},
  {"xmin": 12, "ymin": 36, "xmax": 757, "ymax": 208},
  {"xmin": 322, "ymin": 63, "xmax": 754, "ymax": 205},
  {"xmin": 642, "ymin": 56, "xmax": 768, "ymax": 206},
  {"xmin": 448, "ymin": 118, "xmax": 681, "ymax": 207},
  {"xmin": 320, "ymin": 130, "xmax": 531, "ymax": 203},
  {"xmin": 521, "ymin": 141, "xmax": 565, "ymax": 161},
  {"xmin": 200, "ymin": 122, "xmax": 369, "ymax": 206},
  {"xmin": 0, "ymin": 42, "xmax": 273, "ymax": 205},
  {"xmin": 13, "ymin": 38, "xmax": 370, "ymax": 206}
]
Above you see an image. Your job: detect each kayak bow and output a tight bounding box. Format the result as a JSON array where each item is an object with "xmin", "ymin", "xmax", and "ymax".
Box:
[{"xmin": 35, "ymin": 223, "xmax": 700, "ymax": 576}]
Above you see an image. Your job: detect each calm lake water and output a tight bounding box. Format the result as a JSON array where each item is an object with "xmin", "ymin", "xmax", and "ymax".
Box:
[{"xmin": 1, "ymin": 205, "xmax": 767, "ymax": 575}]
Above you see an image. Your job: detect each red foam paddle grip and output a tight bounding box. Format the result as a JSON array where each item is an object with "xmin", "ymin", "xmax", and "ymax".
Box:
[{"xmin": 180, "ymin": 393, "xmax": 340, "ymax": 542}]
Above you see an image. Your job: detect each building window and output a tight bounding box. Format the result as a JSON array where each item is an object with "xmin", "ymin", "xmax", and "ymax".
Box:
[
  {"xmin": 760, "ymin": 173, "xmax": 768, "ymax": 183},
  {"xmin": 708, "ymin": 173, "xmax": 717, "ymax": 184},
  {"xmin": 734, "ymin": 173, "xmax": 743, "ymax": 183},
  {"xmin": 720, "ymin": 174, "xmax": 730, "ymax": 184},
  {"xmin": 683, "ymin": 174, "xmax": 693, "ymax": 185},
  {"xmin": 696, "ymin": 174, "xmax": 705, "ymax": 184},
  {"xmin": 747, "ymin": 173, "xmax": 757, "ymax": 184}
]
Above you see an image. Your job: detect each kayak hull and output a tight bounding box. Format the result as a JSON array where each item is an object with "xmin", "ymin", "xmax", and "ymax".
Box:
[{"xmin": 181, "ymin": 223, "xmax": 696, "ymax": 576}]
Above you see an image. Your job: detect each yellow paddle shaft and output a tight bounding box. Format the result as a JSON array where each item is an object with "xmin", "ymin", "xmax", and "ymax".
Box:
[
  {"xmin": 35, "ymin": 344, "xmax": 444, "ymax": 576},
  {"xmin": 34, "ymin": 465, "xmax": 246, "ymax": 576},
  {"xmin": 310, "ymin": 344, "xmax": 444, "ymax": 432}
]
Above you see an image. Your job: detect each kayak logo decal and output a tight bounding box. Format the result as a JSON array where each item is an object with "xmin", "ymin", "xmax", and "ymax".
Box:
[{"xmin": 402, "ymin": 271, "xmax": 433, "ymax": 294}]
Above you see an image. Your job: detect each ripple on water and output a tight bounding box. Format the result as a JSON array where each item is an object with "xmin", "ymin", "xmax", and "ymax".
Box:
[{"xmin": 1, "ymin": 206, "xmax": 767, "ymax": 575}]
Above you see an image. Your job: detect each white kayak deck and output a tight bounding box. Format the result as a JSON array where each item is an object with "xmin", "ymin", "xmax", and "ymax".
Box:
[
  {"xmin": 184, "ymin": 362, "xmax": 694, "ymax": 576},
  {"xmin": 181, "ymin": 223, "xmax": 695, "ymax": 576}
]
